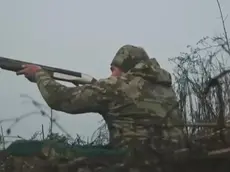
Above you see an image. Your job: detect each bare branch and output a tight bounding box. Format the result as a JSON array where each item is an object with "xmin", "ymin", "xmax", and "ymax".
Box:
[{"xmin": 216, "ymin": 0, "xmax": 230, "ymax": 52}]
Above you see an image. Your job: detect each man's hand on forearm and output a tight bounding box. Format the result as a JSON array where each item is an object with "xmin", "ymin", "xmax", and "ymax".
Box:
[{"xmin": 16, "ymin": 64, "xmax": 42, "ymax": 82}]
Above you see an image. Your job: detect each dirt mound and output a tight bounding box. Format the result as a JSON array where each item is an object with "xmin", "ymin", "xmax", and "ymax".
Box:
[
  {"xmin": 0, "ymin": 149, "xmax": 230, "ymax": 172},
  {"xmin": 0, "ymin": 140, "xmax": 128, "ymax": 172},
  {"xmin": 0, "ymin": 151, "xmax": 132, "ymax": 172},
  {"xmin": 1, "ymin": 139, "xmax": 230, "ymax": 172}
]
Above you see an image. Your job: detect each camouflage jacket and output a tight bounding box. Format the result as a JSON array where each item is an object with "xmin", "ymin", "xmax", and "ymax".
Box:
[{"xmin": 35, "ymin": 58, "xmax": 184, "ymax": 149}]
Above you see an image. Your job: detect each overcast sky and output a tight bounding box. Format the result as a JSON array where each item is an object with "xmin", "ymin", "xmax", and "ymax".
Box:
[{"xmin": 0, "ymin": 0, "xmax": 229, "ymax": 142}]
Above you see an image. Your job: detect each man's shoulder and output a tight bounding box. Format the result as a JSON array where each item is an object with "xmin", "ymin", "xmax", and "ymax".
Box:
[
  {"xmin": 98, "ymin": 75, "xmax": 131, "ymax": 85},
  {"xmin": 97, "ymin": 74, "xmax": 136, "ymax": 84},
  {"xmin": 93, "ymin": 75, "xmax": 134, "ymax": 91},
  {"xmin": 98, "ymin": 76, "xmax": 119, "ymax": 84}
]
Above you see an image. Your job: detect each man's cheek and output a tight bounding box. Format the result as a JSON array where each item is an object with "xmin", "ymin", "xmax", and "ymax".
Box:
[{"xmin": 111, "ymin": 71, "xmax": 117, "ymax": 76}]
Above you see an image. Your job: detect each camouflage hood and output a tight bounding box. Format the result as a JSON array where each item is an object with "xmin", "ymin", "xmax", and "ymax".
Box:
[
  {"xmin": 111, "ymin": 45, "xmax": 172, "ymax": 86},
  {"xmin": 111, "ymin": 45, "xmax": 149, "ymax": 72},
  {"xmin": 128, "ymin": 58, "xmax": 172, "ymax": 86}
]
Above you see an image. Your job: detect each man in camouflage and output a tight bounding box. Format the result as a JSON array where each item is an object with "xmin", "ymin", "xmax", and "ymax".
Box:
[{"xmin": 17, "ymin": 45, "xmax": 184, "ymax": 171}]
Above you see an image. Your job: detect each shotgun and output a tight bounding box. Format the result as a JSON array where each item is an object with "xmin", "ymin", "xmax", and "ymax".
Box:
[{"xmin": 0, "ymin": 56, "xmax": 97, "ymax": 85}]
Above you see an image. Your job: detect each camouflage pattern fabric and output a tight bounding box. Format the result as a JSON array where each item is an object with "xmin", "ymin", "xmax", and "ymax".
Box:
[
  {"xmin": 34, "ymin": 45, "xmax": 185, "ymax": 170},
  {"xmin": 111, "ymin": 45, "xmax": 150, "ymax": 72}
]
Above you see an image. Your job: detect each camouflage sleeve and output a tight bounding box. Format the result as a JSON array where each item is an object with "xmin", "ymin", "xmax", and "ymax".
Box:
[{"xmin": 34, "ymin": 69, "xmax": 112, "ymax": 114}]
